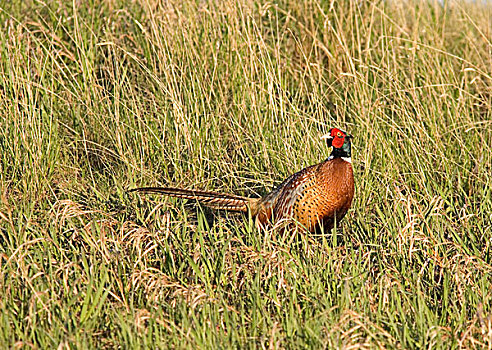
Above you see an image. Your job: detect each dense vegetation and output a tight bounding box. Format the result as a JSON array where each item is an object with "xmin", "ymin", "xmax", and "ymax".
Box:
[{"xmin": 0, "ymin": 0, "xmax": 491, "ymax": 348}]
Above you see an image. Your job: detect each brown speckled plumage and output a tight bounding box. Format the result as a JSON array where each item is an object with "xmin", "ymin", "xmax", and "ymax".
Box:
[
  {"xmin": 251, "ymin": 157, "xmax": 354, "ymax": 232},
  {"xmin": 130, "ymin": 128, "xmax": 354, "ymax": 233}
]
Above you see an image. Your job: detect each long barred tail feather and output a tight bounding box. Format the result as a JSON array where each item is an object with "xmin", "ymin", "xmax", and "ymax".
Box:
[{"xmin": 129, "ymin": 187, "xmax": 251, "ymax": 212}]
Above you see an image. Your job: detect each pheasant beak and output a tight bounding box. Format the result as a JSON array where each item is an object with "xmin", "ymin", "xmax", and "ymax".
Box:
[{"xmin": 320, "ymin": 133, "xmax": 333, "ymax": 147}]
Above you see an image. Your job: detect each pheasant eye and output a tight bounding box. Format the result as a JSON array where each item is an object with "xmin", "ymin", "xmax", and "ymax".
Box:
[{"xmin": 337, "ymin": 132, "xmax": 342, "ymax": 137}]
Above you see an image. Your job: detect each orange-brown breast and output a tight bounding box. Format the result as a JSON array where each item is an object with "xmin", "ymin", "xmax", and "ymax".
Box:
[{"xmin": 254, "ymin": 158, "xmax": 354, "ymax": 232}]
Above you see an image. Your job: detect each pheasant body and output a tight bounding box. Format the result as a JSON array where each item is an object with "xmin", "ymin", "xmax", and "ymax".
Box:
[
  {"xmin": 253, "ymin": 157, "xmax": 354, "ymax": 232},
  {"xmin": 131, "ymin": 128, "xmax": 354, "ymax": 233}
]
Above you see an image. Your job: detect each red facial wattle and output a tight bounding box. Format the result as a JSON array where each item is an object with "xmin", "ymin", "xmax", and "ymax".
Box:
[{"xmin": 330, "ymin": 128, "xmax": 346, "ymax": 148}]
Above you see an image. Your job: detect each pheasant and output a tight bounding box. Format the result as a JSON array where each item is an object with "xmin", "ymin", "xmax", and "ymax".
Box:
[{"xmin": 130, "ymin": 128, "xmax": 354, "ymax": 233}]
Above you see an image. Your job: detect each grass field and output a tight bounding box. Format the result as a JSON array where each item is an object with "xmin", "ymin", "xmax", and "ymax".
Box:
[{"xmin": 1, "ymin": 0, "xmax": 491, "ymax": 348}]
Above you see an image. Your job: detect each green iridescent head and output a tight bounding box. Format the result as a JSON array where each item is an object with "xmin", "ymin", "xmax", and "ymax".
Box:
[{"xmin": 321, "ymin": 128, "xmax": 352, "ymax": 159}]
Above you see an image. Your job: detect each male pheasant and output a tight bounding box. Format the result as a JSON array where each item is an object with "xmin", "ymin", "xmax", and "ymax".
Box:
[{"xmin": 130, "ymin": 128, "xmax": 354, "ymax": 233}]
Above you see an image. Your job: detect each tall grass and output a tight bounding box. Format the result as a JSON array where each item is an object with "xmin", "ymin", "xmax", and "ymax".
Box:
[{"xmin": 0, "ymin": 0, "xmax": 491, "ymax": 348}]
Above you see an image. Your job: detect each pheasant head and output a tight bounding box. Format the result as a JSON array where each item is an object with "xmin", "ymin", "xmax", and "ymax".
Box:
[{"xmin": 321, "ymin": 128, "xmax": 352, "ymax": 162}]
